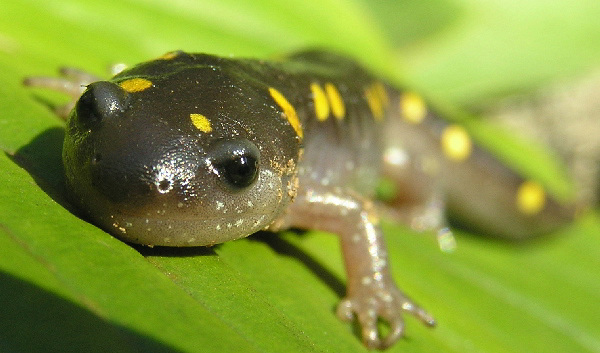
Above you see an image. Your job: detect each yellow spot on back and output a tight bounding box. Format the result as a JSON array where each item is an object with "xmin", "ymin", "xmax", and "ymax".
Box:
[
  {"xmin": 190, "ymin": 113, "xmax": 212, "ymax": 133},
  {"xmin": 325, "ymin": 83, "xmax": 346, "ymax": 120},
  {"xmin": 517, "ymin": 180, "xmax": 546, "ymax": 215},
  {"xmin": 365, "ymin": 82, "xmax": 388, "ymax": 121},
  {"xmin": 310, "ymin": 83, "xmax": 330, "ymax": 121},
  {"xmin": 119, "ymin": 78, "xmax": 153, "ymax": 93},
  {"xmin": 441, "ymin": 125, "xmax": 472, "ymax": 161},
  {"xmin": 269, "ymin": 87, "xmax": 303, "ymax": 139},
  {"xmin": 400, "ymin": 92, "xmax": 427, "ymax": 124}
]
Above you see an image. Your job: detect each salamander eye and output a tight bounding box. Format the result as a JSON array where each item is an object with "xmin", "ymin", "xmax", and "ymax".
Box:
[{"xmin": 209, "ymin": 139, "xmax": 260, "ymax": 189}]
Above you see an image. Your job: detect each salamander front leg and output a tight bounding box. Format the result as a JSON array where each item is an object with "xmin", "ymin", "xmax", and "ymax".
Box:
[
  {"xmin": 23, "ymin": 67, "xmax": 101, "ymax": 119},
  {"xmin": 274, "ymin": 188, "xmax": 435, "ymax": 349}
]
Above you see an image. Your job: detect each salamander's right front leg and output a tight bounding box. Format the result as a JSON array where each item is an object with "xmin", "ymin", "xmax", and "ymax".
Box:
[
  {"xmin": 271, "ymin": 187, "xmax": 435, "ymax": 349},
  {"xmin": 23, "ymin": 67, "xmax": 101, "ymax": 119}
]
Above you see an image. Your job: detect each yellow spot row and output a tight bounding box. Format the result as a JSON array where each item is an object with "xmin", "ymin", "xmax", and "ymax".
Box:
[{"xmin": 118, "ymin": 68, "xmax": 548, "ymax": 219}]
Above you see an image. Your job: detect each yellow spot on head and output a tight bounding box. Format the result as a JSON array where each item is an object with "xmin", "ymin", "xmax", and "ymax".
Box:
[
  {"xmin": 158, "ymin": 51, "xmax": 180, "ymax": 60},
  {"xmin": 268, "ymin": 87, "xmax": 303, "ymax": 139},
  {"xmin": 441, "ymin": 124, "xmax": 472, "ymax": 161},
  {"xmin": 310, "ymin": 83, "xmax": 330, "ymax": 121},
  {"xmin": 119, "ymin": 78, "xmax": 153, "ymax": 93},
  {"xmin": 517, "ymin": 180, "xmax": 546, "ymax": 215},
  {"xmin": 190, "ymin": 113, "xmax": 212, "ymax": 133},
  {"xmin": 400, "ymin": 92, "xmax": 427, "ymax": 124},
  {"xmin": 325, "ymin": 83, "xmax": 346, "ymax": 120}
]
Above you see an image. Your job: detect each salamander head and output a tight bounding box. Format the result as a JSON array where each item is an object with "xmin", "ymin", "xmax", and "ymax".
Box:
[{"xmin": 63, "ymin": 57, "xmax": 300, "ymax": 246}]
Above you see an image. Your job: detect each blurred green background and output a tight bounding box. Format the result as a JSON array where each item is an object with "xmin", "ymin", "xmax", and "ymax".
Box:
[{"xmin": 0, "ymin": 0, "xmax": 599, "ymax": 352}]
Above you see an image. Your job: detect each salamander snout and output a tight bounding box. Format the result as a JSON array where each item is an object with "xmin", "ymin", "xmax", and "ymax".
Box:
[{"xmin": 74, "ymin": 81, "xmax": 130, "ymax": 129}]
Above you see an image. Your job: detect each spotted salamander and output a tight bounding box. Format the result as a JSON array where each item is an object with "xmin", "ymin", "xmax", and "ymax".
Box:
[{"xmin": 24, "ymin": 50, "xmax": 573, "ymax": 349}]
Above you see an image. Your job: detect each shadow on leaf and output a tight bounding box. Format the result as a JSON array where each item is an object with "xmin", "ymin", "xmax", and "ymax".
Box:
[
  {"xmin": 0, "ymin": 270, "xmax": 184, "ymax": 353},
  {"xmin": 8, "ymin": 126, "xmax": 74, "ymax": 212},
  {"xmin": 251, "ymin": 231, "xmax": 346, "ymax": 298}
]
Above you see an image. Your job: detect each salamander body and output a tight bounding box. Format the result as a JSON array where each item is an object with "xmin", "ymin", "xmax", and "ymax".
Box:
[{"xmin": 24, "ymin": 50, "xmax": 573, "ymax": 349}]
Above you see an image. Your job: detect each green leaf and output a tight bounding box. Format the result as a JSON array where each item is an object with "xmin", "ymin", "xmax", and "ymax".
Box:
[
  {"xmin": 1, "ymin": 0, "xmax": 599, "ymax": 352},
  {"xmin": 370, "ymin": 0, "xmax": 600, "ymax": 104}
]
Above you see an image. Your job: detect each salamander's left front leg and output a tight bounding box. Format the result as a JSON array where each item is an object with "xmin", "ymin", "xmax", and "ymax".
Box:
[{"xmin": 273, "ymin": 188, "xmax": 435, "ymax": 349}]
